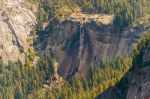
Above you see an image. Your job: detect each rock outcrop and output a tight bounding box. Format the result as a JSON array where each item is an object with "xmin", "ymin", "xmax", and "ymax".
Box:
[
  {"xmin": 43, "ymin": 62, "xmax": 65, "ymax": 89},
  {"xmin": 43, "ymin": 74, "xmax": 65, "ymax": 89},
  {"xmin": 96, "ymin": 42, "xmax": 150, "ymax": 99},
  {"xmin": 0, "ymin": 0, "xmax": 36, "ymax": 63},
  {"xmin": 96, "ymin": 67, "xmax": 150, "ymax": 99},
  {"xmin": 36, "ymin": 13, "xmax": 150, "ymax": 79}
]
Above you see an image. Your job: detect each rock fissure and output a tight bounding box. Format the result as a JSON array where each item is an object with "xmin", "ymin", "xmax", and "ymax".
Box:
[{"xmin": 5, "ymin": 14, "xmax": 23, "ymax": 49}]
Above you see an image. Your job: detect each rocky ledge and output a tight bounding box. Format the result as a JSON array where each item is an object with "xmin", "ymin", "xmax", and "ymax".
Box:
[{"xmin": 61, "ymin": 12, "xmax": 114, "ymax": 25}]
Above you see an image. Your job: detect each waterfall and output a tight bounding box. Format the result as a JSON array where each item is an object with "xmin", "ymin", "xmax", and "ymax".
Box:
[{"xmin": 78, "ymin": 22, "xmax": 84, "ymax": 73}]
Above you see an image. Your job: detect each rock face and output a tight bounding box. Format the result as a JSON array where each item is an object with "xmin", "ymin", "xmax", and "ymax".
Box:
[
  {"xmin": 36, "ymin": 13, "xmax": 150, "ymax": 79},
  {"xmin": 96, "ymin": 42, "xmax": 150, "ymax": 99},
  {"xmin": 1, "ymin": 0, "xmax": 149, "ymax": 81},
  {"xmin": 126, "ymin": 67, "xmax": 150, "ymax": 99},
  {"xmin": 0, "ymin": 0, "xmax": 36, "ymax": 63},
  {"xmin": 96, "ymin": 67, "xmax": 150, "ymax": 99},
  {"xmin": 143, "ymin": 42, "xmax": 150, "ymax": 63}
]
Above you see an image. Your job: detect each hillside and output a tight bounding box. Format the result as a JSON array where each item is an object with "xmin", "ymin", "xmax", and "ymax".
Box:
[
  {"xmin": 96, "ymin": 39, "xmax": 150, "ymax": 99},
  {"xmin": 0, "ymin": 0, "xmax": 150, "ymax": 99}
]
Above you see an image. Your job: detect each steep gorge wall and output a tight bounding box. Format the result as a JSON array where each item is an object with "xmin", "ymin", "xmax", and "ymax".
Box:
[{"xmin": 36, "ymin": 14, "xmax": 150, "ymax": 79}]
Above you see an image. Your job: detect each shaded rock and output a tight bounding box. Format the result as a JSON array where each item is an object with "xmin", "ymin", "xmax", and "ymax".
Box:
[
  {"xmin": 143, "ymin": 42, "xmax": 150, "ymax": 63},
  {"xmin": 96, "ymin": 67, "xmax": 150, "ymax": 99},
  {"xmin": 96, "ymin": 42, "xmax": 150, "ymax": 99}
]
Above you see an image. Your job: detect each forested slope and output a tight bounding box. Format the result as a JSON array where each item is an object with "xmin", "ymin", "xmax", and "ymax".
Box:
[
  {"xmin": 27, "ymin": 0, "xmax": 150, "ymax": 29},
  {"xmin": 0, "ymin": 0, "xmax": 150, "ymax": 99}
]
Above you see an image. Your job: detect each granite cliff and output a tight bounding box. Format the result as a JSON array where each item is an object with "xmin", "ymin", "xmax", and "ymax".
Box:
[
  {"xmin": 0, "ymin": 0, "xmax": 150, "ymax": 80},
  {"xmin": 36, "ymin": 13, "xmax": 150, "ymax": 79},
  {"xmin": 0, "ymin": 0, "xmax": 36, "ymax": 63}
]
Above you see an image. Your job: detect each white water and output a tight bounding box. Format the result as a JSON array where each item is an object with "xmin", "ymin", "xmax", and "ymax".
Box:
[{"xmin": 78, "ymin": 22, "xmax": 84, "ymax": 73}]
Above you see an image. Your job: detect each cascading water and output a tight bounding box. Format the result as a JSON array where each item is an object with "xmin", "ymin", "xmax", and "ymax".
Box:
[{"xmin": 78, "ymin": 21, "xmax": 84, "ymax": 73}]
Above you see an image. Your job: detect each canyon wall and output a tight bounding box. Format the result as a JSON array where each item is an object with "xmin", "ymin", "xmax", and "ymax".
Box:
[
  {"xmin": 0, "ymin": 0, "xmax": 150, "ymax": 80},
  {"xmin": 36, "ymin": 14, "xmax": 150, "ymax": 79}
]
